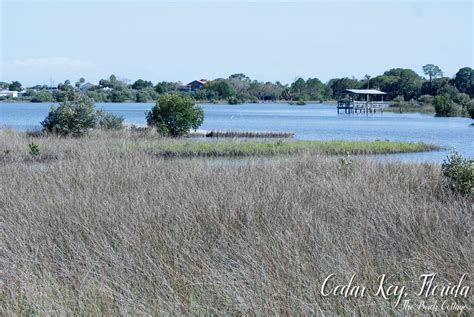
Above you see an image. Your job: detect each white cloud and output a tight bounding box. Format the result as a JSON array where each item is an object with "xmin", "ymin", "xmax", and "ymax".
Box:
[{"xmin": 3, "ymin": 57, "xmax": 96, "ymax": 69}]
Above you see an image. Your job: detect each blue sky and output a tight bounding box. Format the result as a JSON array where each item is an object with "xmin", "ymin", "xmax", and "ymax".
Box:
[{"xmin": 0, "ymin": 0, "xmax": 472, "ymax": 87}]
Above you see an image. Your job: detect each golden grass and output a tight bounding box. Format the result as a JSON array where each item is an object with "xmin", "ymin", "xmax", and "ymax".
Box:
[
  {"xmin": 0, "ymin": 129, "xmax": 438, "ymax": 162},
  {"xmin": 0, "ymin": 130, "xmax": 472, "ymax": 315}
]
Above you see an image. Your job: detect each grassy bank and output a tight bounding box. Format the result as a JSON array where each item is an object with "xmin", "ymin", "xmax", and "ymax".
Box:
[
  {"xmin": 188, "ymin": 130, "xmax": 295, "ymax": 138},
  {"xmin": 384, "ymin": 104, "xmax": 436, "ymax": 113},
  {"xmin": 0, "ymin": 131, "xmax": 472, "ymax": 315},
  {"xmin": 151, "ymin": 139, "xmax": 438, "ymax": 157},
  {"xmin": 0, "ymin": 130, "xmax": 438, "ymax": 162}
]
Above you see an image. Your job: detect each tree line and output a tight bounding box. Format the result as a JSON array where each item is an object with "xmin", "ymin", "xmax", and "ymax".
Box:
[{"xmin": 1, "ymin": 65, "xmax": 473, "ymax": 117}]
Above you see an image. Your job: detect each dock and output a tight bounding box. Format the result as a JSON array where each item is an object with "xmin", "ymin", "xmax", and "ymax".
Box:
[
  {"xmin": 337, "ymin": 89, "xmax": 387, "ymax": 114},
  {"xmin": 337, "ymin": 100, "xmax": 386, "ymax": 114}
]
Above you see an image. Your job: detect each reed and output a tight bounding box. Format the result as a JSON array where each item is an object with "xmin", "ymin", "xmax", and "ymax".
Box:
[
  {"xmin": 0, "ymin": 130, "xmax": 438, "ymax": 163},
  {"xmin": 202, "ymin": 130, "xmax": 295, "ymax": 138},
  {"xmin": 1, "ymin": 130, "xmax": 469, "ymax": 315}
]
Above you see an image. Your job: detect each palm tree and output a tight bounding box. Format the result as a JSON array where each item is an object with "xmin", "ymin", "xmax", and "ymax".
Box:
[{"xmin": 364, "ymin": 75, "xmax": 371, "ymax": 89}]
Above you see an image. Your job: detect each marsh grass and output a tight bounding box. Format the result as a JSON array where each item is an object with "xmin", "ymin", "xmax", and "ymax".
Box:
[
  {"xmin": 385, "ymin": 104, "xmax": 436, "ymax": 114},
  {"xmin": 193, "ymin": 130, "xmax": 295, "ymax": 138},
  {"xmin": 150, "ymin": 139, "xmax": 438, "ymax": 158},
  {"xmin": 0, "ymin": 130, "xmax": 438, "ymax": 163},
  {"xmin": 0, "ymin": 130, "xmax": 471, "ymax": 315}
]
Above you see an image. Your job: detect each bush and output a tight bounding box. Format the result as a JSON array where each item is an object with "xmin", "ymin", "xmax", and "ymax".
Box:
[
  {"xmin": 28, "ymin": 142, "xmax": 40, "ymax": 156},
  {"xmin": 146, "ymin": 94, "xmax": 204, "ymax": 137},
  {"xmin": 228, "ymin": 96, "xmax": 242, "ymax": 105},
  {"xmin": 433, "ymin": 95, "xmax": 459, "ymax": 116},
  {"xmin": 41, "ymin": 93, "xmax": 97, "ymax": 136},
  {"xmin": 96, "ymin": 109, "xmax": 124, "ymax": 130},
  {"xmin": 418, "ymin": 94, "xmax": 434, "ymax": 106},
  {"xmin": 468, "ymin": 101, "xmax": 474, "ymax": 119},
  {"xmin": 41, "ymin": 91, "xmax": 123, "ymax": 136},
  {"xmin": 31, "ymin": 90, "xmax": 54, "ymax": 103},
  {"xmin": 442, "ymin": 151, "xmax": 474, "ymax": 195},
  {"xmin": 136, "ymin": 91, "xmax": 151, "ymax": 103}
]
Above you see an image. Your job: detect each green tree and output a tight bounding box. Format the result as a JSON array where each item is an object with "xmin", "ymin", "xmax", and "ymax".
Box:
[
  {"xmin": 136, "ymin": 90, "xmax": 151, "ymax": 103},
  {"xmin": 75, "ymin": 77, "xmax": 86, "ymax": 88},
  {"xmin": 99, "ymin": 74, "xmax": 122, "ymax": 89},
  {"xmin": 109, "ymin": 90, "xmax": 128, "ymax": 102},
  {"xmin": 454, "ymin": 93, "xmax": 471, "ymax": 109},
  {"xmin": 452, "ymin": 67, "xmax": 474, "ymax": 97},
  {"xmin": 146, "ymin": 94, "xmax": 204, "ymax": 136},
  {"xmin": 229, "ymin": 73, "xmax": 251, "ymax": 81},
  {"xmin": 132, "ymin": 79, "xmax": 153, "ymax": 90},
  {"xmin": 58, "ymin": 80, "xmax": 73, "ymax": 91},
  {"xmin": 422, "ymin": 64, "xmax": 443, "ymax": 81},
  {"xmin": 328, "ymin": 77, "xmax": 361, "ymax": 99},
  {"xmin": 421, "ymin": 77, "xmax": 450, "ymax": 96},
  {"xmin": 370, "ymin": 69, "xmax": 423, "ymax": 100},
  {"xmin": 306, "ymin": 78, "xmax": 328, "ymax": 100},
  {"xmin": 31, "ymin": 90, "xmax": 54, "ymax": 102},
  {"xmin": 468, "ymin": 101, "xmax": 474, "ymax": 119},
  {"xmin": 8, "ymin": 81, "xmax": 22, "ymax": 91},
  {"xmin": 290, "ymin": 78, "xmax": 306, "ymax": 99},
  {"xmin": 206, "ymin": 79, "xmax": 235, "ymax": 99},
  {"xmin": 155, "ymin": 81, "xmax": 181, "ymax": 94},
  {"xmin": 53, "ymin": 90, "xmax": 68, "ymax": 102}
]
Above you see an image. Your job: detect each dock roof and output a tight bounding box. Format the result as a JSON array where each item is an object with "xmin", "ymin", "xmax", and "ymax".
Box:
[{"xmin": 345, "ymin": 89, "xmax": 387, "ymax": 95}]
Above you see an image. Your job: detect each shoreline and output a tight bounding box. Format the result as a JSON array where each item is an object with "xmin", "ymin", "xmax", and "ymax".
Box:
[{"xmin": 1, "ymin": 130, "xmax": 440, "ymax": 159}]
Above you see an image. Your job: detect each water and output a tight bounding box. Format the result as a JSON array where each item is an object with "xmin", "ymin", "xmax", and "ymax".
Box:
[{"xmin": 1, "ymin": 102, "xmax": 473, "ymax": 162}]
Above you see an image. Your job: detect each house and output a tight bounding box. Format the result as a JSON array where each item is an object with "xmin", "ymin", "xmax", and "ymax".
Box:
[
  {"xmin": 0, "ymin": 90, "xmax": 18, "ymax": 98},
  {"xmin": 186, "ymin": 79, "xmax": 208, "ymax": 91},
  {"xmin": 79, "ymin": 82, "xmax": 94, "ymax": 92}
]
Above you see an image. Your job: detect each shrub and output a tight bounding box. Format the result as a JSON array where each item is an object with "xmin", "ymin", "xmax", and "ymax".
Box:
[
  {"xmin": 146, "ymin": 94, "xmax": 204, "ymax": 137},
  {"xmin": 28, "ymin": 142, "xmax": 40, "ymax": 156},
  {"xmin": 338, "ymin": 152, "xmax": 352, "ymax": 173},
  {"xmin": 442, "ymin": 151, "xmax": 474, "ymax": 195},
  {"xmin": 41, "ymin": 92, "xmax": 97, "ymax": 136},
  {"xmin": 455, "ymin": 93, "xmax": 471, "ymax": 109},
  {"xmin": 391, "ymin": 95, "xmax": 405, "ymax": 112},
  {"xmin": 228, "ymin": 96, "xmax": 242, "ymax": 105},
  {"xmin": 96, "ymin": 109, "xmax": 124, "ymax": 130},
  {"xmin": 433, "ymin": 95, "xmax": 459, "ymax": 116},
  {"xmin": 418, "ymin": 94, "xmax": 434, "ymax": 106},
  {"xmin": 136, "ymin": 91, "xmax": 151, "ymax": 103},
  {"xmin": 31, "ymin": 90, "xmax": 54, "ymax": 103},
  {"xmin": 468, "ymin": 101, "xmax": 474, "ymax": 119},
  {"xmin": 41, "ymin": 91, "xmax": 123, "ymax": 136}
]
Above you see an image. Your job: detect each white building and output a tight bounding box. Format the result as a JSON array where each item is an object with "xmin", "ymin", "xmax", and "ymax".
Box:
[{"xmin": 0, "ymin": 90, "xmax": 18, "ymax": 98}]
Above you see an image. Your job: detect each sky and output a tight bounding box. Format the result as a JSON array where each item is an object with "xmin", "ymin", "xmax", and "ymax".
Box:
[{"xmin": 0, "ymin": 0, "xmax": 472, "ymax": 87}]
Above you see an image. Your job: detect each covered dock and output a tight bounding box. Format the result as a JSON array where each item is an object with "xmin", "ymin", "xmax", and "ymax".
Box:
[{"xmin": 337, "ymin": 89, "xmax": 387, "ymax": 114}]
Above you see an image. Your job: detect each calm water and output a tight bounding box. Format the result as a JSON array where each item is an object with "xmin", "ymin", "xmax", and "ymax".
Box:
[{"xmin": 1, "ymin": 102, "xmax": 473, "ymax": 162}]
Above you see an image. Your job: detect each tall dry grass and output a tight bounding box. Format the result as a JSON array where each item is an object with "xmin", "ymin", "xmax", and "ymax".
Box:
[{"xmin": 0, "ymin": 131, "xmax": 472, "ymax": 315}]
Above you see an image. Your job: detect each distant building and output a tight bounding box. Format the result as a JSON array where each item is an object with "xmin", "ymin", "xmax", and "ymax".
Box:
[
  {"xmin": 0, "ymin": 90, "xmax": 18, "ymax": 98},
  {"xmin": 79, "ymin": 82, "xmax": 94, "ymax": 92},
  {"xmin": 186, "ymin": 79, "xmax": 208, "ymax": 91}
]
